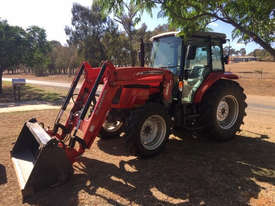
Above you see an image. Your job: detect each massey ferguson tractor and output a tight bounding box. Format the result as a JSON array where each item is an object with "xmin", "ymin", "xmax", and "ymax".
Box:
[{"xmin": 11, "ymin": 31, "xmax": 246, "ymax": 201}]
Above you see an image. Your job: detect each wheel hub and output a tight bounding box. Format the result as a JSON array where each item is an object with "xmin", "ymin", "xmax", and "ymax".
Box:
[
  {"xmin": 217, "ymin": 101, "xmax": 229, "ymax": 121},
  {"xmin": 216, "ymin": 95, "xmax": 239, "ymax": 130},
  {"xmin": 103, "ymin": 120, "xmax": 123, "ymax": 132}
]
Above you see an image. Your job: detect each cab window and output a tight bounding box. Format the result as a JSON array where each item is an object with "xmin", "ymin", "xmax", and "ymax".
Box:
[{"xmin": 212, "ymin": 43, "xmax": 223, "ymax": 71}]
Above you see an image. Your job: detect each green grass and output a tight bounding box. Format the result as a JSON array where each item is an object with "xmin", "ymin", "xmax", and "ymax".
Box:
[{"xmin": 0, "ymin": 81, "xmax": 65, "ymax": 104}]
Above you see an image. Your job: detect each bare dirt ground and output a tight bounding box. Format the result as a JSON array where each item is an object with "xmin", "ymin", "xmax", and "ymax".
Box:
[
  {"xmin": 225, "ymin": 61, "xmax": 275, "ymax": 96},
  {"xmin": 229, "ymin": 62, "xmax": 275, "ymax": 97},
  {"xmin": 1, "ymin": 61, "xmax": 274, "ymax": 205},
  {"xmin": 0, "ymin": 106, "xmax": 274, "ymax": 206},
  {"xmin": 226, "ymin": 61, "xmax": 275, "ymax": 74}
]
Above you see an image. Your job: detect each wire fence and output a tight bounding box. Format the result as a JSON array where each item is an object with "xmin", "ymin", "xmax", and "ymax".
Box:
[{"xmin": 230, "ymin": 71, "xmax": 275, "ymax": 79}]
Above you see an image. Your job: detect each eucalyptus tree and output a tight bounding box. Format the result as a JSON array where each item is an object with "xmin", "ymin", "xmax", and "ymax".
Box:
[
  {"xmin": 65, "ymin": 2, "xmax": 111, "ymax": 67},
  {"xmin": 0, "ymin": 20, "xmax": 29, "ymax": 93},
  {"xmin": 100, "ymin": 0, "xmax": 275, "ymax": 59},
  {"xmin": 25, "ymin": 26, "xmax": 51, "ymax": 75}
]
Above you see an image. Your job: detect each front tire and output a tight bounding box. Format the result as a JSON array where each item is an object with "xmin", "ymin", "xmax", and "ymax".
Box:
[
  {"xmin": 98, "ymin": 110, "xmax": 125, "ymax": 139},
  {"xmin": 99, "ymin": 120, "xmax": 124, "ymax": 139},
  {"xmin": 125, "ymin": 103, "xmax": 170, "ymax": 157},
  {"xmin": 200, "ymin": 80, "xmax": 247, "ymax": 141}
]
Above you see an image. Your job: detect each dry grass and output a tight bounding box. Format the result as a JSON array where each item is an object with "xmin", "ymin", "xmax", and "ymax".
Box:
[
  {"xmin": 0, "ymin": 109, "xmax": 274, "ymax": 206},
  {"xmin": 225, "ymin": 61, "xmax": 275, "ymax": 75},
  {"xmin": 225, "ymin": 61, "xmax": 275, "ymax": 96},
  {"xmin": 237, "ymin": 79, "xmax": 275, "ymax": 96},
  {"xmin": 0, "ymin": 81, "xmax": 66, "ymax": 104}
]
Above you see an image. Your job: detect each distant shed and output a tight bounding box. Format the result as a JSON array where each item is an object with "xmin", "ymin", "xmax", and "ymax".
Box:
[{"xmin": 230, "ymin": 56, "xmax": 259, "ymax": 63}]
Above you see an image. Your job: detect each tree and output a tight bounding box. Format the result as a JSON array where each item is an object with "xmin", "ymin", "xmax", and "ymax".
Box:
[
  {"xmin": 47, "ymin": 41, "xmax": 82, "ymax": 75},
  {"xmin": 249, "ymin": 48, "xmax": 274, "ymax": 61},
  {"xmin": 100, "ymin": 0, "xmax": 275, "ymax": 59},
  {"xmin": 0, "ymin": 20, "xmax": 29, "ymax": 93},
  {"xmin": 223, "ymin": 46, "xmax": 234, "ymax": 56},
  {"xmin": 66, "ymin": 2, "xmax": 134, "ymax": 67},
  {"xmin": 240, "ymin": 48, "xmax": 246, "ymax": 56},
  {"xmin": 26, "ymin": 26, "xmax": 51, "ymax": 75},
  {"xmin": 102, "ymin": 24, "xmax": 131, "ymax": 66},
  {"xmin": 110, "ymin": 1, "xmax": 142, "ymax": 66},
  {"xmin": 65, "ymin": 2, "xmax": 113, "ymax": 67}
]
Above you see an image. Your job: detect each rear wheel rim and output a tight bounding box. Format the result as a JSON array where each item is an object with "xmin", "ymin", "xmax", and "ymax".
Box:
[
  {"xmin": 103, "ymin": 121, "xmax": 123, "ymax": 133},
  {"xmin": 216, "ymin": 95, "xmax": 239, "ymax": 130},
  {"xmin": 140, "ymin": 115, "xmax": 166, "ymax": 150}
]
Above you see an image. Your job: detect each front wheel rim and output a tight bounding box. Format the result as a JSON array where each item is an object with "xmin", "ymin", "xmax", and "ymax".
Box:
[
  {"xmin": 140, "ymin": 115, "xmax": 167, "ymax": 150},
  {"xmin": 216, "ymin": 95, "xmax": 239, "ymax": 130},
  {"xmin": 103, "ymin": 121, "xmax": 123, "ymax": 133}
]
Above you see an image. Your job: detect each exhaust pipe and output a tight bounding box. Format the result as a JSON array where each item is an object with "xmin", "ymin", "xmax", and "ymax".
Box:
[{"xmin": 11, "ymin": 119, "xmax": 73, "ymax": 201}]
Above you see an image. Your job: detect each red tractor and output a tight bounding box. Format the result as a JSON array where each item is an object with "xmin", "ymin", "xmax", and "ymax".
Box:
[{"xmin": 11, "ymin": 31, "xmax": 246, "ymax": 200}]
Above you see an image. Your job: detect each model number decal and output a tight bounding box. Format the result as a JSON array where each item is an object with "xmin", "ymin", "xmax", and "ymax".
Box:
[{"xmin": 136, "ymin": 70, "xmax": 163, "ymax": 76}]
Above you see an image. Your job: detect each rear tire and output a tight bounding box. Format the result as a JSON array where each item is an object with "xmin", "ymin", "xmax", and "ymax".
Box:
[
  {"xmin": 200, "ymin": 80, "xmax": 247, "ymax": 141},
  {"xmin": 125, "ymin": 103, "xmax": 170, "ymax": 157}
]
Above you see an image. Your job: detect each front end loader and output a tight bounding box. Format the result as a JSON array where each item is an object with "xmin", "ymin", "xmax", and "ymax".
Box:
[{"xmin": 11, "ymin": 61, "xmax": 173, "ymax": 201}]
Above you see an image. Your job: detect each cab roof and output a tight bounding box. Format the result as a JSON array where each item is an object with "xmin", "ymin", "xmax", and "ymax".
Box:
[{"xmin": 150, "ymin": 31, "xmax": 227, "ymax": 42}]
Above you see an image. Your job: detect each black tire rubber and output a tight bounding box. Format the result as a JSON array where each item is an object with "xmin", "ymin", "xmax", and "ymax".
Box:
[
  {"xmin": 125, "ymin": 103, "xmax": 171, "ymax": 157},
  {"xmin": 199, "ymin": 80, "xmax": 247, "ymax": 141}
]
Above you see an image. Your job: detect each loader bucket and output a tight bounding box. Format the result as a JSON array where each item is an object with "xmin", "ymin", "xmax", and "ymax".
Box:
[{"xmin": 11, "ymin": 120, "xmax": 73, "ymax": 201}]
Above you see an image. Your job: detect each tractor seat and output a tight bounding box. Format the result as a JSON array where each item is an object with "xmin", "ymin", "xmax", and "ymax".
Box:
[{"xmin": 188, "ymin": 65, "xmax": 208, "ymax": 79}]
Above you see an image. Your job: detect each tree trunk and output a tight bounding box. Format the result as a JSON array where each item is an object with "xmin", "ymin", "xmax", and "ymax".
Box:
[
  {"xmin": 129, "ymin": 35, "xmax": 136, "ymax": 66},
  {"xmin": 252, "ymin": 38, "xmax": 275, "ymax": 60},
  {"xmin": 130, "ymin": 49, "xmax": 136, "ymax": 66},
  {"xmin": 240, "ymin": 29, "xmax": 275, "ymax": 59},
  {"xmin": 225, "ymin": 19, "xmax": 275, "ymax": 60},
  {"xmin": 0, "ymin": 68, "xmax": 3, "ymax": 94}
]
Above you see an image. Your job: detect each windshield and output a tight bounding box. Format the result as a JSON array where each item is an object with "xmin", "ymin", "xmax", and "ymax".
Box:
[{"xmin": 150, "ymin": 36, "xmax": 182, "ymax": 74}]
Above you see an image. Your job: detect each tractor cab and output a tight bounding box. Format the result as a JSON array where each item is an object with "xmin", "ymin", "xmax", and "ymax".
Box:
[{"xmin": 150, "ymin": 31, "xmax": 227, "ymax": 103}]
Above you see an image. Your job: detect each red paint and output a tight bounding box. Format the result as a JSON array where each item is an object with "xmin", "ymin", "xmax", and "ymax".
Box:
[
  {"xmin": 193, "ymin": 72, "xmax": 239, "ymax": 103},
  {"xmin": 51, "ymin": 62, "xmax": 173, "ymax": 162}
]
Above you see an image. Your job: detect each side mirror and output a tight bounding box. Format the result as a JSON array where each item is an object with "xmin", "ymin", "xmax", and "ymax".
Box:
[{"xmin": 223, "ymin": 55, "xmax": 229, "ymax": 64}]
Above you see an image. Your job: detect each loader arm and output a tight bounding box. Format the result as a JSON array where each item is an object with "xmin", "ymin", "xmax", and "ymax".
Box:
[{"xmin": 50, "ymin": 61, "xmax": 173, "ymax": 162}]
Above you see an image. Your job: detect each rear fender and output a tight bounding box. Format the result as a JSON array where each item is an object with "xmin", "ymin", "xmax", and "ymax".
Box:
[{"xmin": 193, "ymin": 72, "xmax": 238, "ymax": 104}]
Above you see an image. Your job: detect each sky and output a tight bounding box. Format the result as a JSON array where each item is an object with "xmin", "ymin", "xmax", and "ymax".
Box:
[{"xmin": 0, "ymin": 0, "xmax": 264, "ymax": 53}]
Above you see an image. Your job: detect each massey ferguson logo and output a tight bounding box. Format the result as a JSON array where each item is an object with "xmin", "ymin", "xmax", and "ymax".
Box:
[{"xmin": 136, "ymin": 70, "xmax": 163, "ymax": 76}]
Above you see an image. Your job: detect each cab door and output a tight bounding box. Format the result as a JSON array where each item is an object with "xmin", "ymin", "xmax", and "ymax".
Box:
[{"xmin": 182, "ymin": 40, "xmax": 211, "ymax": 103}]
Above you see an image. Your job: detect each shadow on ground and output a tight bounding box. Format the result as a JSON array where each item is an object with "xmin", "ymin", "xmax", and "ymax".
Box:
[
  {"xmin": 0, "ymin": 83, "xmax": 64, "ymax": 105},
  {"xmin": 0, "ymin": 164, "xmax": 7, "ymax": 185},
  {"xmin": 26, "ymin": 131, "xmax": 275, "ymax": 206}
]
